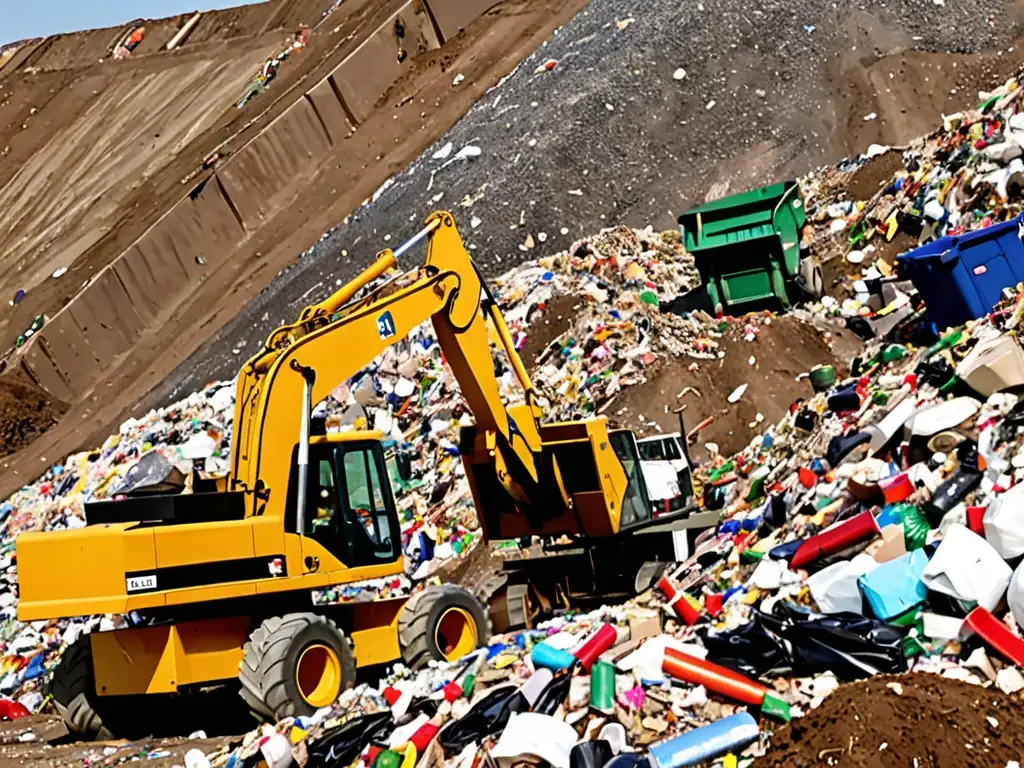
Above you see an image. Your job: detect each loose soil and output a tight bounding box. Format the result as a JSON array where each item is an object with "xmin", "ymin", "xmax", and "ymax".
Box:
[
  {"xmin": 846, "ymin": 152, "xmax": 907, "ymax": 202},
  {"xmin": 763, "ymin": 673, "xmax": 1024, "ymax": 767},
  {"xmin": 610, "ymin": 316, "xmax": 847, "ymax": 460},
  {"xmin": 0, "ymin": 714, "xmax": 237, "ymax": 768},
  {"xmin": 0, "ymin": 376, "xmax": 66, "ymax": 459},
  {"xmin": 519, "ymin": 295, "xmax": 582, "ymax": 367}
]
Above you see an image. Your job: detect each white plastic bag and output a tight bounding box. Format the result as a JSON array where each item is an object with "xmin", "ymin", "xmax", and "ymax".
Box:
[
  {"xmin": 921, "ymin": 524, "xmax": 1011, "ymax": 611},
  {"xmin": 1008, "ymin": 560, "xmax": 1024, "ymax": 630},
  {"xmin": 984, "ymin": 482, "xmax": 1024, "ymax": 558},
  {"xmin": 806, "ymin": 554, "xmax": 878, "ymax": 614}
]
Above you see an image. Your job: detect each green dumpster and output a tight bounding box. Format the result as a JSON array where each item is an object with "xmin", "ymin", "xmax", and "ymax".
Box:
[{"xmin": 677, "ymin": 181, "xmax": 823, "ymax": 316}]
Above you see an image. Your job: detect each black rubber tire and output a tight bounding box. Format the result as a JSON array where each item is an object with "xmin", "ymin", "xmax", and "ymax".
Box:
[
  {"xmin": 398, "ymin": 584, "xmax": 491, "ymax": 670},
  {"xmin": 49, "ymin": 636, "xmax": 113, "ymax": 741},
  {"xmin": 238, "ymin": 613, "xmax": 355, "ymax": 723}
]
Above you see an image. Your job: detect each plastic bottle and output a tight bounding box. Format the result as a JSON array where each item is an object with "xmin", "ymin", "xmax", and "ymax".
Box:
[
  {"xmin": 647, "ymin": 712, "xmax": 759, "ymax": 768},
  {"xmin": 573, "ymin": 624, "xmax": 617, "ymax": 671},
  {"xmin": 532, "ymin": 642, "xmax": 577, "ymax": 671}
]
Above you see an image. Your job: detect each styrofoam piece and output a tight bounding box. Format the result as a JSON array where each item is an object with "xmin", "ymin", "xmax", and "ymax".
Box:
[{"xmin": 957, "ymin": 335, "xmax": 1024, "ymax": 397}]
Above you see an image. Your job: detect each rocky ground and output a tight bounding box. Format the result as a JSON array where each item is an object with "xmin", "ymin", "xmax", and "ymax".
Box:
[{"xmin": 151, "ymin": 0, "xmax": 1024, "ymax": 406}]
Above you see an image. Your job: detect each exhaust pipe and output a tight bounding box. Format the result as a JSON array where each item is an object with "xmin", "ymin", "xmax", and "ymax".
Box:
[{"xmin": 290, "ymin": 360, "xmax": 316, "ymax": 537}]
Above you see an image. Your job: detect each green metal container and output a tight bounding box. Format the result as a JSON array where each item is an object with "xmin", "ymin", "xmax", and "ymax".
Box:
[{"xmin": 677, "ymin": 181, "xmax": 822, "ymax": 315}]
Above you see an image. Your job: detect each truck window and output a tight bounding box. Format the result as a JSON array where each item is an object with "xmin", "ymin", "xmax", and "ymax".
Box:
[
  {"xmin": 609, "ymin": 431, "xmax": 652, "ymax": 527},
  {"xmin": 638, "ymin": 440, "xmax": 666, "ymax": 461},
  {"xmin": 665, "ymin": 440, "xmax": 682, "ymax": 461}
]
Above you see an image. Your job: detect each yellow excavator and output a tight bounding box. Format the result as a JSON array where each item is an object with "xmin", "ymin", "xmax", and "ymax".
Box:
[{"xmin": 16, "ymin": 212, "xmax": 709, "ymax": 738}]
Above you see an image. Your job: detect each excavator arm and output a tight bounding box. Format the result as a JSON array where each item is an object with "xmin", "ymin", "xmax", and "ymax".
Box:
[{"xmin": 231, "ymin": 212, "xmax": 634, "ymax": 542}]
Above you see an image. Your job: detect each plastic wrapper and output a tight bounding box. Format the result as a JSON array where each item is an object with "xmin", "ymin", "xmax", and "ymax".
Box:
[
  {"xmin": 983, "ymin": 481, "xmax": 1024, "ymax": 559},
  {"xmin": 780, "ymin": 613, "xmax": 909, "ymax": 680},
  {"xmin": 921, "ymin": 523, "xmax": 1011, "ymax": 611}
]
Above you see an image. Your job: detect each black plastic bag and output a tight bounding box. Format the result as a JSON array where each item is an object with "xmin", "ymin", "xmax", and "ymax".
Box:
[
  {"xmin": 703, "ymin": 615, "xmax": 789, "ymax": 678},
  {"xmin": 782, "ymin": 613, "xmax": 908, "ymax": 681},
  {"xmin": 569, "ymin": 740, "xmax": 613, "ymax": 768},
  {"xmin": 306, "ymin": 711, "xmax": 393, "ymax": 768},
  {"xmin": 439, "ymin": 685, "xmax": 529, "ymax": 756}
]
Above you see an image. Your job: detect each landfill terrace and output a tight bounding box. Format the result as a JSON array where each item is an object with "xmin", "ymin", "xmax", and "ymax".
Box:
[{"xmin": 8, "ymin": 1, "xmax": 1024, "ymax": 768}]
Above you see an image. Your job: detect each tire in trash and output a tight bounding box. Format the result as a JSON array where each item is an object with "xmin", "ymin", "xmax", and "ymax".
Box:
[
  {"xmin": 238, "ymin": 613, "xmax": 355, "ymax": 722},
  {"xmin": 49, "ymin": 636, "xmax": 113, "ymax": 740},
  {"xmin": 398, "ymin": 584, "xmax": 491, "ymax": 669}
]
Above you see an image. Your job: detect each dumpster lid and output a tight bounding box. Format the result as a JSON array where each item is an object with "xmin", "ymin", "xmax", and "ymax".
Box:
[
  {"xmin": 898, "ymin": 214, "xmax": 1024, "ymax": 264},
  {"xmin": 677, "ymin": 180, "xmax": 798, "ymax": 222}
]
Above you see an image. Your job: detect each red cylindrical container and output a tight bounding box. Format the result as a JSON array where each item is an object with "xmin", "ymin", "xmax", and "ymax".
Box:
[
  {"xmin": 881, "ymin": 473, "xmax": 914, "ymax": 504},
  {"xmin": 573, "ymin": 623, "xmax": 617, "ymax": 671},
  {"xmin": 662, "ymin": 647, "xmax": 767, "ymax": 706},
  {"xmin": 964, "ymin": 607, "xmax": 1024, "ymax": 667},
  {"xmin": 442, "ymin": 681, "xmax": 463, "ymax": 702},
  {"xmin": 409, "ymin": 721, "xmax": 440, "ymax": 751},
  {"xmin": 704, "ymin": 593, "xmax": 724, "ymax": 618},
  {"xmin": 967, "ymin": 505, "xmax": 987, "ymax": 536},
  {"xmin": 657, "ymin": 576, "xmax": 700, "ymax": 625},
  {"xmin": 790, "ymin": 510, "xmax": 879, "ymax": 569},
  {"xmin": 657, "ymin": 575, "xmax": 678, "ymax": 600}
]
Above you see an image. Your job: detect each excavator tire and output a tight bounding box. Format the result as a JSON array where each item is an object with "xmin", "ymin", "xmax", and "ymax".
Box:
[
  {"xmin": 49, "ymin": 636, "xmax": 113, "ymax": 741},
  {"xmin": 238, "ymin": 613, "xmax": 355, "ymax": 722},
  {"xmin": 398, "ymin": 584, "xmax": 491, "ymax": 670}
]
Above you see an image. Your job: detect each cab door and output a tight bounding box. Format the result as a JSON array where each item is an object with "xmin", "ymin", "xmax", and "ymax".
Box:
[{"xmin": 288, "ymin": 441, "xmax": 401, "ymax": 574}]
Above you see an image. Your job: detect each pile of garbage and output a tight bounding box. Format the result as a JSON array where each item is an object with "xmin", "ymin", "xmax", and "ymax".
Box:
[
  {"xmin": 189, "ymin": 277, "xmax": 1024, "ymax": 768},
  {"xmin": 494, "ymin": 226, "xmax": 703, "ymax": 418},
  {"xmin": 799, "ymin": 74, "xmax": 1024, "ymax": 327}
]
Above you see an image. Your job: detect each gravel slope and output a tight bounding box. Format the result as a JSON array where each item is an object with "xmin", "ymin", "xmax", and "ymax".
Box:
[{"xmin": 156, "ymin": 0, "xmax": 1024, "ymax": 401}]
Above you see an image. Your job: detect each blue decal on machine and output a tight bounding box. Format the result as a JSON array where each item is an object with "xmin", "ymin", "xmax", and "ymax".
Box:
[{"xmin": 377, "ymin": 311, "xmax": 396, "ymax": 340}]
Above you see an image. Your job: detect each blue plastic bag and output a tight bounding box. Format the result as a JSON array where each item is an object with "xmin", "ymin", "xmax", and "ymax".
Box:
[{"xmin": 858, "ymin": 549, "xmax": 929, "ymax": 620}]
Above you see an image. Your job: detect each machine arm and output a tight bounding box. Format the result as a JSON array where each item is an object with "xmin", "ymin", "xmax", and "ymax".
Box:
[{"xmin": 230, "ymin": 213, "xmax": 564, "ymax": 521}]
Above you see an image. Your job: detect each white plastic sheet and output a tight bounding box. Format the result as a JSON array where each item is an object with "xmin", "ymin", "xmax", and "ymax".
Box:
[
  {"xmin": 921, "ymin": 524, "xmax": 1011, "ymax": 611},
  {"xmin": 806, "ymin": 553, "xmax": 878, "ymax": 614},
  {"xmin": 984, "ymin": 482, "xmax": 1024, "ymax": 558}
]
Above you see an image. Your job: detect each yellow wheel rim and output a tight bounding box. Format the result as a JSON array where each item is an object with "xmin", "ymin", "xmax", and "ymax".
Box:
[
  {"xmin": 295, "ymin": 643, "xmax": 341, "ymax": 708},
  {"xmin": 435, "ymin": 607, "xmax": 478, "ymax": 661}
]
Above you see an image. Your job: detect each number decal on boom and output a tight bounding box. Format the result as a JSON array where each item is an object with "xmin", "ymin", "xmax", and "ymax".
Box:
[{"xmin": 377, "ymin": 311, "xmax": 396, "ymax": 340}]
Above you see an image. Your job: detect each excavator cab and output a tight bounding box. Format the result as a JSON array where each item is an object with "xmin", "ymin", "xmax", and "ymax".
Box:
[{"xmin": 284, "ymin": 435, "xmax": 402, "ymax": 571}]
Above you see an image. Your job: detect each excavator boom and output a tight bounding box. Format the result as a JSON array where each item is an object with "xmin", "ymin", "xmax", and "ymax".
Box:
[{"xmin": 231, "ymin": 211, "xmax": 636, "ymax": 541}]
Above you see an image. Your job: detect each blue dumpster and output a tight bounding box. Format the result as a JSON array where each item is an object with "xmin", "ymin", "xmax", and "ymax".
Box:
[{"xmin": 897, "ymin": 214, "xmax": 1024, "ymax": 330}]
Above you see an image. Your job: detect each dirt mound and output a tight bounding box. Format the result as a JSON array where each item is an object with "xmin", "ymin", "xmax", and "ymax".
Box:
[
  {"xmin": 610, "ymin": 316, "xmax": 851, "ymax": 459},
  {"xmin": 520, "ymin": 294, "xmax": 581, "ymax": 367},
  {"xmin": 764, "ymin": 673, "xmax": 1024, "ymax": 767},
  {"xmin": 0, "ymin": 377, "xmax": 66, "ymax": 459},
  {"xmin": 846, "ymin": 151, "xmax": 906, "ymax": 202}
]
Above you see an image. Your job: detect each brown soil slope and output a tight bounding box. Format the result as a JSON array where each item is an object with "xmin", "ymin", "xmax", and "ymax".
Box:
[
  {"xmin": 0, "ymin": 0, "xmax": 594, "ymax": 497},
  {"xmin": 0, "ymin": 0, "xmax": 348, "ymax": 346}
]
